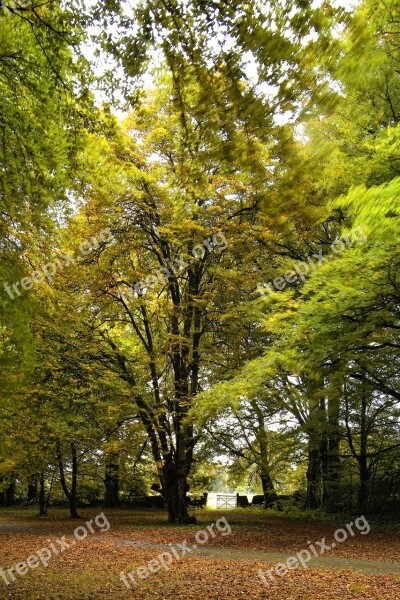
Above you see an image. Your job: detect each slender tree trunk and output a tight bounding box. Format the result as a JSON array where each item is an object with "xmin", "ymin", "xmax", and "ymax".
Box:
[
  {"xmin": 305, "ymin": 374, "xmax": 327, "ymax": 509},
  {"xmin": 358, "ymin": 459, "xmax": 370, "ymax": 512},
  {"xmin": 249, "ymin": 398, "xmax": 278, "ymax": 508},
  {"xmin": 357, "ymin": 388, "xmax": 370, "ymax": 512},
  {"xmin": 27, "ymin": 479, "xmax": 38, "ymax": 504},
  {"xmin": 323, "ymin": 375, "xmax": 342, "ymax": 511},
  {"xmin": 104, "ymin": 457, "xmax": 119, "ymax": 508},
  {"xmin": 56, "ymin": 441, "xmax": 80, "ymax": 518},
  {"xmin": 103, "ymin": 429, "xmax": 120, "ymax": 508},
  {"xmin": 38, "ymin": 473, "xmax": 47, "ymax": 517},
  {"xmin": 70, "ymin": 443, "xmax": 79, "ymax": 518}
]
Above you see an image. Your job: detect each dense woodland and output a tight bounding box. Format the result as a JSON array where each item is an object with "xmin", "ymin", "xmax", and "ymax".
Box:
[{"xmin": 0, "ymin": 0, "xmax": 399, "ymax": 524}]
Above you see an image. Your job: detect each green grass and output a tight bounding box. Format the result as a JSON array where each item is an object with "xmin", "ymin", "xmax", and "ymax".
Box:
[{"xmin": 0, "ymin": 505, "xmax": 399, "ymax": 531}]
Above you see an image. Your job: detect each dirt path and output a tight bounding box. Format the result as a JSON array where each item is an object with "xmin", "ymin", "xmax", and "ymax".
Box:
[
  {"xmin": 2, "ymin": 523, "xmax": 399, "ymax": 577},
  {"xmin": 115, "ymin": 537, "xmax": 400, "ymax": 576}
]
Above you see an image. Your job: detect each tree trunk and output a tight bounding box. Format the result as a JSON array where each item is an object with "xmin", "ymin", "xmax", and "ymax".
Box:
[
  {"xmin": 357, "ymin": 387, "xmax": 370, "ymax": 512},
  {"xmin": 38, "ymin": 473, "xmax": 48, "ymax": 517},
  {"xmin": 260, "ymin": 471, "xmax": 278, "ymax": 508},
  {"xmin": 323, "ymin": 377, "xmax": 342, "ymax": 512},
  {"xmin": 1, "ymin": 481, "xmax": 15, "ymax": 507},
  {"xmin": 103, "ymin": 429, "xmax": 120, "ymax": 508},
  {"xmin": 304, "ymin": 375, "xmax": 327, "ymax": 509},
  {"xmin": 162, "ymin": 455, "xmax": 193, "ymax": 523},
  {"xmin": 104, "ymin": 456, "xmax": 119, "ymax": 508},
  {"xmin": 68, "ymin": 496, "xmax": 80, "ymax": 518},
  {"xmin": 69, "ymin": 443, "xmax": 80, "ymax": 518},
  {"xmin": 56, "ymin": 441, "xmax": 80, "ymax": 518},
  {"xmin": 27, "ymin": 479, "xmax": 38, "ymax": 504},
  {"xmin": 8, "ymin": 481, "xmax": 15, "ymax": 506},
  {"xmin": 358, "ymin": 459, "xmax": 370, "ymax": 512},
  {"xmin": 249, "ymin": 398, "xmax": 278, "ymax": 508},
  {"xmin": 306, "ymin": 444, "xmax": 322, "ymax": 508}
]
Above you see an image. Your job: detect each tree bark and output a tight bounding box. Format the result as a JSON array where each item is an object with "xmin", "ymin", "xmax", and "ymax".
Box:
[
  {"xmin": 161, "ymin": 455, "xmax": 191, "ymax": 523},
  {"xmin": 104, "ymin": 456, "xmax": 119, "ymax": 508},
  {"xmin": 38, "ymin": 472, "xmax": 48, "ymax": 517},
  {"xmin": 345, "ymin": 375, "xmax": 371, "ymax": 513},
  {"xmin": 306, "ymin": 444, "xmax": 323, "ymax": 508},
  {"xmin": 323, "ymin": 374, "xmax": 342, "ymax": 511},
  {"xmin": 260, "ymin": 471, "xmax": 278, "ymax": 508},
  {"xmin": 305, "ymin": 376, "xmax": 326, "ymax": 509},
  {"xmin": 357, "ymin": 386, "xmax": 370, "ymax": 512},
  {"xmin": 249, "ymin": 398, "xmax": 278, "ymax": 508},
  {"xmin": 0, "ymin": 481, "xmax": 15, "ymax": 507},
  {"xmin": 27, "ymin": 479, "xmax": 38, "ymax": 504},
  {"xmin": 56, "ymin": 441, "xmax": 80, "ymax": 518}
]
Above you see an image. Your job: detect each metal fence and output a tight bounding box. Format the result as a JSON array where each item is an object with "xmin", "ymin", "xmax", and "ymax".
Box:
[{"xmin": 216, "ymin": 494, "xmax": 237, "ymax": 509}]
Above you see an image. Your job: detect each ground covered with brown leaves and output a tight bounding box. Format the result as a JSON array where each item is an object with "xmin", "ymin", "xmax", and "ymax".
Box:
[{"xmin": 0, "ymin": 508, "xmax": 399, "ymax": 599}]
